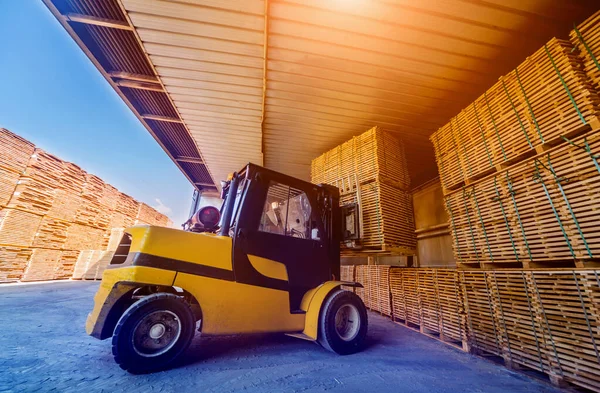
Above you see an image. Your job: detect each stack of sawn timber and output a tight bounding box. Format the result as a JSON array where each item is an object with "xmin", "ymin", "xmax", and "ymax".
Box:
[
  {"xmin": 432, "ymin": 13, "xmax": 600, "ymax": 269},
  {"xmin": 344, "ymin": 265, "xmax": 600, "ymax": 392},
  {"xmin": 0, "ymin": 128, "xmax": 172, "ymax": 282},
  {"xmin": 311, "ymin": 126, "xmax": 416, "ymax": 254}
]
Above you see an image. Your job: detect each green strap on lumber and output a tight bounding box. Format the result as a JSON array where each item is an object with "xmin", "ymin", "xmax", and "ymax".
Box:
[
  {"xmin": 470, "ymin": 186, "xmax": 494, "ymax": 261},
  {"xmin": 515, "ymin": 67, "xmax": 544, "ymax": 143},
  {"xmin": 544, "ymin": 43, "xmax": 586, "ymax": 125},
  {"xmin": 473, "ymin": 102, "xmax": 494, "ymax": 167},
  {"xmin": 462, "ymin": 188, "xmax": 480, "ymax": 262},
  {"xmin": 562, "ymin": 135, "xmax": 600, "ymax": 175},
  {"xmin": 545, "ymin": 155, "xmax": 593, "ymax": 258},
  {"xmin": 506, "ymin": 172, "xmax": 532, "ymax": 261},
  {"xmin": 520, "ymin": 271, "xmax": 545, "ymax": 372},
  {"xmin": 532, "ymin": 159, "xmax": 576, "ymax": 259},
  {"xmin": 484, "ymin": 92, "xmax": 508, "ymax": 161},
  {"xmin": 501, "ymin": 78, "xmax": 533, "ymax": 149},
  {"xmin": 492, "ymin": 177, "xmax": 519, "ymax": 261},
  {"xmin": 573, "ymin": 24, "xmax": 600, "ymax": 73},
  {"xmin": 454, "ymin": 117, "xmax": 473, "ymax": 176},
  {"xmin": 572, "ymin": 272, "xmax": 600, "ymax": 363},
  {"xmin": 445, "ymin": 197, "xmax": 462, "ymax": 262}
]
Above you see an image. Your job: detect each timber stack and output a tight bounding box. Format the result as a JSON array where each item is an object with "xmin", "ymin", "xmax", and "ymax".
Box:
[
  {"xmin": 0, "ymin": 128, "xmax": 172, "ymax": 283},
  {"xmin": 430, "ymin": 12, "xmax": 600, "ymax": 269},
  {"xmin": 311, "ymin": 126, "xmax": 416, "ymax": 255},
  {"xmin": 343, "ymin": 265, "xmax": 600, "ymax": 392}
]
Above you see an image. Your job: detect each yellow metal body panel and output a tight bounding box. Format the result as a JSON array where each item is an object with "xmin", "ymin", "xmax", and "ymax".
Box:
[
  {"xmin": 300, "ymin": 281, "xmax": 347, "ymax": 340},
  {"xmin": 175, "ymin": 272, "xmax": 304, "ymax": 334},
  {"xmin": 85, "ymin": 266, "xmax": 176, "ymax": 336},
  {"xmin": 127, "ymin": 226, "xmax": 233, "ymax": 271},
  {"xmin": 248, "ymin": 254, "xmax": 288, "ymax": 281}
]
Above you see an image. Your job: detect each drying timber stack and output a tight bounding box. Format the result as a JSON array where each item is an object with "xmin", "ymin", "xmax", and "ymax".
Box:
[
  {"xmin": 311, "ymin": 126, "xmax": 416, "ymax": 254},
  {"xmin": 430, "ymin": 15, "xmax": 600, "ymax": 269},
  {"xmin": 0, "ymin": 128, "xmax": 172, "ymax": 282},
  {"xmin": 346, "ymin": 265, "xmax": 600, "ymax": 392}
]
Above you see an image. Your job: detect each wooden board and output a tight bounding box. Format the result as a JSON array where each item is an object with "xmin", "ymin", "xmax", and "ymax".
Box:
[
  {"xmin": 431, "ymin": 38, "xmax": 600, "ymax": 191},
  {"xmin": 445, "ymin": 128, "xmax": 600, "ymax": 267},
  {"xmin": 571, "ymin": 11, "xmax": 600, "ymax": 94},
  {"xmin": 0, "ymin": 128, "xmax": 34, "ymax": 173}
]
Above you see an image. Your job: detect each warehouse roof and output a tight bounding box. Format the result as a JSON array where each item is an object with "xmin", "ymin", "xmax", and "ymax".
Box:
[{"xmin": 42, "ymin": 0, "xmax": 598, "ymax": 190}]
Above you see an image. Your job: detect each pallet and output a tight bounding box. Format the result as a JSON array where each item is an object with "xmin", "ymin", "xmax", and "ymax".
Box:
[
  {"xmin": 312, "ymin": 126, "xmax": 415, "ymax": 252},
  {"xmin": 445, "ymin": 127, "xmax": 600, "ymax": 267},
  {"xmin": 571, "ymin": 11, "xmax": 600, "ymax": 94},
  {"xmin": 431, "ymin": 38, "xmax": 600, "ymax": 191}
]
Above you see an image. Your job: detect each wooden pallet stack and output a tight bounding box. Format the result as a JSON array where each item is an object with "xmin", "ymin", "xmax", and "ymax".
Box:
[
  {"xmin": 311, "ymin": 126, "xmax": 415, "ymax": 254},
  {"xmin": 357, "ymin": 265, "xmax": 600, "ymax": 392},
  {"xmin": 431, "ymin": 15, "xmax": 600, "ymax": 269},
  {"xmin": 389, "ymin": 268, "xmax": 466, "ymax": 348},
  {"xmin": 431, "ymin": 37, "xmax": 600, "ymax": 193},
  {"xmin": 0, "ymin": 128, "xmax": 172, "ymax": 282},
  {"xmin": 571, "ymin": 11, "xmax": 600, "ymax": 93},
  {"xmin": 354, "ymin": 265, "xmax": 392, "ymax": 316}
]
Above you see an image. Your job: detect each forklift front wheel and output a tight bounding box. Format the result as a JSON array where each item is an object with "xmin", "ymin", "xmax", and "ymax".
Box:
[
  {"xmin": 318, "ymin": 289, "xmax": 368, "ymax": 355},
  {"xmin": 112, "ymin": 293, "xmax": 196, "ymax": 374}
]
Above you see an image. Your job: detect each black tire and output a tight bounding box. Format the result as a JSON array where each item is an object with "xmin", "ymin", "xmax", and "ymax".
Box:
[
  {"xmin": 318, "ymin": 289, "xmax": 368, "ymax": 355},
  {"xmin": 112, "ymin": 293, "xmax": 196, "ymax": 374}
]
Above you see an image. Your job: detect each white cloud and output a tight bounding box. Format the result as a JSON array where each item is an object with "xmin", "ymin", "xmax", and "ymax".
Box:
[{"xmin": 153, "ymin": 198, "xmax": 172, "ymax": 215}]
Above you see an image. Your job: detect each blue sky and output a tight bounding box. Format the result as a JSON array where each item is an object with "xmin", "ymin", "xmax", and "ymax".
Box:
[{"xmin": 0, "ymin": 1, "xmax": 194, "ymax": 226}]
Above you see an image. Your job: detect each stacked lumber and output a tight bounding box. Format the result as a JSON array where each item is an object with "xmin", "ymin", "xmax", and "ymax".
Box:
[
  {"xmin": 0, "ymin": 246, "xmax": 33, "ymax": 282},
  {"xmin": 571, "ymin": 11, "xmax": 600, "ymax": 92},
  {"xmin": 354, "ymin": 265, "xmax": 392, "ymax": 316},
  {"xmin": 358, "ymin": 265, "xmax": 600, "ymax": 391},
  {"xmin": 311, "ymin": 126, "xmax": 415, "ymax": 253},
  {"xmin": 446, "ymin": 128, "xmax": 600, "ymax": 268},
  {"xmin": 0, "ymin": 167, "xmax": 20, "ymax": 207},
  {"xmin": 0, "ymin": 208, "xmax": 42, "ymax": 246},
  {"xmin": 0, "ymin": 128, "xmax": 172, "ymax": 282},
  {"xmin": 340, "ymin": 264, "xmax": 355, "ymax": 292},
  {"xmin": 431, "ymin": 38, "xmax": 600, "ymax": 192},
  {"xmin": 0, "ymin": 128, "xmax": 35, "ymax": 173}
]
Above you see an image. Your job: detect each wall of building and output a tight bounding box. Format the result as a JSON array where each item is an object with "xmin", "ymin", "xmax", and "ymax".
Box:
[
  {"xmin": 412, "ymin": 179, "xmax": 454, "ymax": 267},
  {"xmin": 0, "ymin": 128, "xmax": 172, "ymax": 283}
]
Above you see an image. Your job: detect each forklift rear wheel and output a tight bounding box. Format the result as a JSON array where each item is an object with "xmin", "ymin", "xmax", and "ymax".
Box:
[
  {"xmin": 318, "ymin": 289, "xmax": 368, "ymax": 355},
  {"xmin": 112, "ymin": 293, "xmax": 196, "ymax": 374}
]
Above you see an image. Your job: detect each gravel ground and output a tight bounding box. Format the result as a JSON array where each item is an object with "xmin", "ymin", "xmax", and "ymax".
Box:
[{"xmin": 0, "ymin": 281, "xmax": 562, "ymax": 393}]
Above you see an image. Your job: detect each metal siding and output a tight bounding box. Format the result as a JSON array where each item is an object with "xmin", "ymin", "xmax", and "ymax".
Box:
[{"xmin": 45, "ymin": 0, "xmax": 598, "ymax": 189}]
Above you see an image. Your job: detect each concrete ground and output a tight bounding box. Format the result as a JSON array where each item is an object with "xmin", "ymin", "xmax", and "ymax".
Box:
[{"xmin": 0, "ymin": 281, "xmax": 562, "ymax": 393}]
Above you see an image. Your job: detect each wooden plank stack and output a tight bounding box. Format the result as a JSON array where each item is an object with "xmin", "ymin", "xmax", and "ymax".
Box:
[
  {"xmin": 571, "ymin": 11, "xmax": 600, "ymax": 93},
  {"xmin": 311, "ymin": 126, "xmax": 416, "ymax": 254},
  {"xmin": 356, "ymin": 265, "xmax": 600, "ymax": 392},
  {"xmin": 354, "ymin": 265, "xmax": 392, "ymax": 316},
  {"xmin": 0, "ymin": 128, "xmax": 172, "ymax": 282},
  {"xmin": 431, "ymin": 14, "xmax": 600, "ymax": 269},
  {"xmin": 390, "ymin": 268, "xmax": 466, "ymax": 347},
  {"xmin": 431, "ymin": 37, "xmax": 600, "ymax": 193}
]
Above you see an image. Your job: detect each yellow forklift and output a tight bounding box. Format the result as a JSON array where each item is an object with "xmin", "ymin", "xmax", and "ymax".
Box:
[{"xmin": 86, "ymin": 164, "xmax": 368, "ymax": 373}]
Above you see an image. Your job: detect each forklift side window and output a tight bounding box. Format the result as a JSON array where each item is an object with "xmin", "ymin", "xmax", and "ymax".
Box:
[{"xmin": 259, "ymin": 181, "xmax": 312, "ymax": 239}]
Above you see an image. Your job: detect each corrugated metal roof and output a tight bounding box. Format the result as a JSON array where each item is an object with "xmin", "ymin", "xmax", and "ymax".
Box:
[{"xmin": 45, "ymin": 0, "xmax": 598, "ymax": 189}]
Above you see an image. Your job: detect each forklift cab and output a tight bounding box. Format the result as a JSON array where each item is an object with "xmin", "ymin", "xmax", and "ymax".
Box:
[{"xmin": 220, "ymin": 164, "xmax": 341, "ymax": 312}]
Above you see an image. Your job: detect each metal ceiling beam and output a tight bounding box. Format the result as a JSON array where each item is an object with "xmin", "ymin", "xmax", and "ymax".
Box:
[
  {"xmin": 176, "ymin": 157, "xmax": 204, "ymax": 164},
  {"xmin": 194, "ymin": 182, "xmax": 217, "ymax": 188},
  {"xmin": 65, "ymin": 13, "xmax": 133, "ymax": 30},
  {"xmin": 115, "ymin": 79, "xmax": 164, "ymax": 92},
  {"xmin": 108, "ymin": 71, "xmax": 159, "ymax": 83},
  {"xmin": 141, "ymin": 114, "xmax": 183, "ymax": 123}
]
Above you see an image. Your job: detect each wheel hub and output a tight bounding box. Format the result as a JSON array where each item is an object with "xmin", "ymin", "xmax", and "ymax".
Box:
[
  {"xmin": 132, "ymin": 310, "xmax": 182, "ymax": 357},
  {"xmin": 149, "ymin": 323, "xmax": 166, "ymax": 339},
  {"xmin": 334, "ymin": 304, "xmax": 360, "ymax": 342}
]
